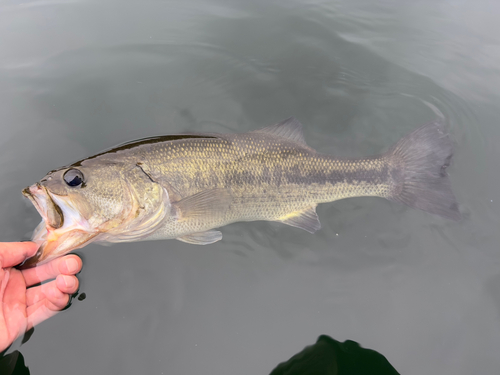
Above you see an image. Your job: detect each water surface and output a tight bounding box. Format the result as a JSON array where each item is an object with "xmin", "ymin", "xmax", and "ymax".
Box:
[{"xmin": 1, "ymin": 0, "xmax": 499, "ymax": 374}]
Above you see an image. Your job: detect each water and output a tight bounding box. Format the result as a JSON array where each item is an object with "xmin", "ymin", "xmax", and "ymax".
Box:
[{"xmin": 1, "ymin": 0, "xmax": 499, "ymax": 374}]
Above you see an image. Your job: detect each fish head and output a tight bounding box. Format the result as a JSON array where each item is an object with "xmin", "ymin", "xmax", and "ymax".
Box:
[{"xmin": 21, "ymin": 161, "xmax": 164, "ymax": 268}]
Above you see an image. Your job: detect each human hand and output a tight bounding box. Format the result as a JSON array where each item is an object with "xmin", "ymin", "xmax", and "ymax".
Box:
[{"xmin": 0, "ymin": 242, "xmax": 82, "ymax": 352}]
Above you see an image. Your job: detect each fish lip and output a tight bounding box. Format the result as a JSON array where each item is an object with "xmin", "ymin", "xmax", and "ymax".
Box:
[
  {"xmin": 17, "ymin": 246, "xmax": 44, "ymax": 269},
  {"xmin": 22, "ymin": 185, "xmax": 44, "ymax": 217},
  {"xmin": 22, "ymin": 186, "xmax": 33, "ymax": 198}
]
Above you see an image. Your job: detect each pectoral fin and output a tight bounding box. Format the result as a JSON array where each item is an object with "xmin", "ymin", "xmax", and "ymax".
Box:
[
  {"xmin": 177, "ymin": 230, "xmax": 222, "ymax": 245},
  {"xmin": 279, "ymin": 206, "xmax": 321, "ymax": 233},
  {"xmin": 173, "ymin": 189, "xmax": 232, "ymax": 221}
]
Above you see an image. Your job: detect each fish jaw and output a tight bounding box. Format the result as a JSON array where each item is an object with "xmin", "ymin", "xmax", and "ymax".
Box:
[
  {"xmin": 21, "ymin": 184, "xmax": 99, "ymax": 268},
  {"xmin": 21, "ymin": 226, "xmax": 99, "ymax": 268}
]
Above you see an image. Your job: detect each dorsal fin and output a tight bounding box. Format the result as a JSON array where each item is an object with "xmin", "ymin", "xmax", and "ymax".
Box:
[{"xmin": 253, "ymin": 117, "xmax": 307, "ymax": 146}]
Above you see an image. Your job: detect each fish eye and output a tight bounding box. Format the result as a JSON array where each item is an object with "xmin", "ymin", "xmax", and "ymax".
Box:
[{"xmin": 63, "ymin": 169, "xmax": 84, "ymax": 187}]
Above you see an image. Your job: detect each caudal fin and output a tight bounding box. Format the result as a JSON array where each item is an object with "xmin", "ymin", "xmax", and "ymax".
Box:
[{"xmin": 388, "ymin": 120, "xmax": 461, "ymax": 220}]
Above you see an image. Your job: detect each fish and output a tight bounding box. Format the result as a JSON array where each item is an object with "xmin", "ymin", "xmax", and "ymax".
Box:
[{"xmin": 21, "ymin": 118, "xmax": 460, "ymax": 268}]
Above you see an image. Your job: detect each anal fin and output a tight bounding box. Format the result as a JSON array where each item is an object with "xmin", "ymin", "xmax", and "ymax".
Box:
[
  {"xmin": 177, "ymin": 230, "xmax": 222, "ymax": 245},
  {"xmin": 279, "ymin": 206, "xmax": 321, "ymax": 234}
]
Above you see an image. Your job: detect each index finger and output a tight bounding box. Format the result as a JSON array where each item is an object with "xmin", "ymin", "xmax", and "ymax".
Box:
[
  {"xmin": 0, "ymin": 242, "xmax": 39, "ymax": 268},
  {"xmin": 22, "ymin": 254, "xmax": 82, "ymax": 287}
]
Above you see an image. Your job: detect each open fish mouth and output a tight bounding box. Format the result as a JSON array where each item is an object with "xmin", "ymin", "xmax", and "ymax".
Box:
[
  {"xmin": 21, "ymin": 184, "xmax": 98, "ymax": 268},
  {"xmin": 22, "ymin": 184, "xmax": 64, "ymax": 229}
]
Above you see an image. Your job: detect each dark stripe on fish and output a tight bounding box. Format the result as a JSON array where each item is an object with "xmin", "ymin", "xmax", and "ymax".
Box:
[{"xmin": 71, "ymin": 134, "xmax": 219, "ymax": 167}]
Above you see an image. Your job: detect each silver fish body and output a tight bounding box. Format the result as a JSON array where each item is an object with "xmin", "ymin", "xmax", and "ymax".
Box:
[{"xmin": 21, "ymin": 118, "xmax": 460, "ymax": 267}]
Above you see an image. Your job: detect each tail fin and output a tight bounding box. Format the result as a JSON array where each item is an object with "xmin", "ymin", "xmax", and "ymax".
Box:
[{"xmin": 388, "ymin": 120, "xmax": 461, "ymax": 220}]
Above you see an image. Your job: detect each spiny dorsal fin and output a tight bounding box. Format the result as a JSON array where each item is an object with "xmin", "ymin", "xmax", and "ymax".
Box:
[
  {"xmin": 253, "ymin": 117, "xmax": 308, "ymax": 146},
  {"xmin": 177, "ymin": 230, "xmax": 222, "ymax": 245},
  {"xmin": 278, "ymin": 206, "xmax": 321, "ymax": 233}
]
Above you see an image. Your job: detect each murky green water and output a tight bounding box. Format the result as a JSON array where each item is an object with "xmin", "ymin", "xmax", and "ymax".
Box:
[{"xmin": 1, "ymin": 0, "xmax": 499, "ymax": 374}]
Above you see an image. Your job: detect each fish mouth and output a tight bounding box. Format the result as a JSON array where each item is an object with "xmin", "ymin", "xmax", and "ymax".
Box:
[
  {"xmin": 21, "ymin": 184, "xmax": 97, "ymax": 268},
  {"xmin": 23, "ymin": 184, "xmax": 64, "ymax": 229}
]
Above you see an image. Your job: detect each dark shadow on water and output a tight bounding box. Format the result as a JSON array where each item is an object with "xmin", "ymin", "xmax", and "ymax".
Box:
[
  {"xmin": 0, "ymin": 351, "xmax": 29, "ymax": 375},
  {"xmin": 270, "ymin": 335, "xmax": 399, "ymax": 375},
  {"xmin": 2, "ymin": 335, "xmax": 399, "ymax": 375}
]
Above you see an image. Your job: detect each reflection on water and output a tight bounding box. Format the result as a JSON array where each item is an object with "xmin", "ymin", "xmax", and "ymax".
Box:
[
  {"xmin": 270, "ymin": 335, "xmax": 399, "ymax": 375},
  {"xmin": 2, "ymin": 335, "xmax": 400, "ymax": 375}
]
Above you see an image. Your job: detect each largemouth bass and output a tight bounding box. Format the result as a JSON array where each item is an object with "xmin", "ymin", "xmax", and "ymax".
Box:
[{"xmin": 21, "ymin": 118, "xmax": 460, "ymax": 267}]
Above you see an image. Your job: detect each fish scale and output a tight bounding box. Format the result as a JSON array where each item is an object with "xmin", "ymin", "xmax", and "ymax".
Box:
[{"xmin": 139, "ymin": 135, "xmax": 386, "ymax": 222}]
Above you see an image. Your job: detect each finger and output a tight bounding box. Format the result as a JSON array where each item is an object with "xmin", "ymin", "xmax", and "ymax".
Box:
[
  {"xmin": 26, "ymin": 277, "xmax": 77, "ymax": 308},
  {"xmin": 26, "ymin": 299, "xmax": 66, "ymax": 330},
  {"xmin": 0, "ymin": 242, "xmax": 39, "ymax": 268},
  {"xmin": 22, "ymin": 255, "xmax": 82, "ymax": 287},
  {"xmin": 56, "ymin": 274, "xmax": 79, "ymax": 294}
]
